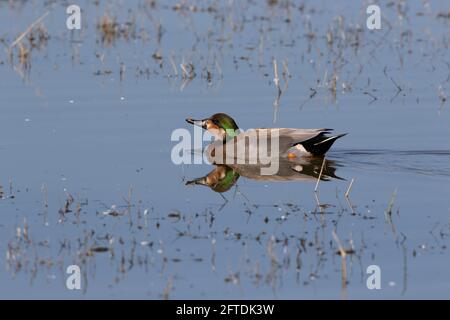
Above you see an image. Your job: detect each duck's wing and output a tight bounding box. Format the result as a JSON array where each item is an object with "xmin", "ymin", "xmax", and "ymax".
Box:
[
  {"xmin": 249, "ymin": 128, "xmax": 331, "ymax": 150},
  {"xmin": 273, "ymin": 128, "xmax": 333, "ymax": 155}
]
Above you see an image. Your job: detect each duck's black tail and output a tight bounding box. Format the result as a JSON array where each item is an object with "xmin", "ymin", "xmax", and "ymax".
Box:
[{"xmin": 296, "ymin": 133, "xmax": 347, "ymax": 156}]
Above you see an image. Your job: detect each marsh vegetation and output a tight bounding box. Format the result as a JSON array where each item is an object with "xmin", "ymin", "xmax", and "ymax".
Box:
[{"xmin": 0, "ymin": 0, "xmax": 449, "ymax": 299}]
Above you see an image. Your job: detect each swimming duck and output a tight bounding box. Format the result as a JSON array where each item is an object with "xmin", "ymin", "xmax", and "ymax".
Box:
[{"xmin": 186, "ymin": 113, "xmax": 346, "ymax": 161}]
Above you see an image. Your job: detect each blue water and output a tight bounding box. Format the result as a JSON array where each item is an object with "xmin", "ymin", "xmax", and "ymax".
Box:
[{"xmin": 0, "ymin": 0, "xmax": 449, "ymax": 299}]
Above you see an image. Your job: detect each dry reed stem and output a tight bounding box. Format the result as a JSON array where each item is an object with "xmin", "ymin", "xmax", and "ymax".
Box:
[
  {"xmin": 9, "ymin": 11, "xmax": 49, "ymax": 49},
  {"xmin": 345, "ymin": 178, "xmax": 354, "ymax": 198},
  {"xmin": 314, "ymin": 157, "xmax": 326, "ymax": 192}
]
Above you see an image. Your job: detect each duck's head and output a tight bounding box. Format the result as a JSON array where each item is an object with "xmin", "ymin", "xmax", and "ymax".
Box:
[{"xmin": 186, "ymin": 113, "xmax": 239, "ymax": 140}]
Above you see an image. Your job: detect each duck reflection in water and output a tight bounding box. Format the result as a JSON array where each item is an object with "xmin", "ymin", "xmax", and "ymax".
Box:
[{"xmin": 186, "ymin": 157, "xmax": 343, "ymax": 194}]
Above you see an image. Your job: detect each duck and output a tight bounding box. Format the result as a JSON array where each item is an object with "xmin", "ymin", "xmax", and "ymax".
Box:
[{"xmin": 185, "ymin": 113, "xmax": 346, "ymax": 162}]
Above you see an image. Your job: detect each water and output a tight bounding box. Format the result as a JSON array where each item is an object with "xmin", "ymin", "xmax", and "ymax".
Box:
[{"xmin": 0, "ymin": 0, "xmax": 449, "ymax": 299}]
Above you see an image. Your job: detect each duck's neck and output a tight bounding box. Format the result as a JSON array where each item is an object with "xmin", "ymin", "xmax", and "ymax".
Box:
[
  {"xmin": 224, "ymin": 128, "xmax": 238, "ymax": 140},
  {"xmin": 210, "ymin": 127, "xmax": 239, "ymax": 141},
  {"xmin": 216, "ymin": 126, "xmax": 238, "ymax": 141}
]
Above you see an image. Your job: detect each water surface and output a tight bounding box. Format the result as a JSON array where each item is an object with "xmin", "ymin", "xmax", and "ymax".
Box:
[{"xmin": 0, "ymin": 0, "xmax": 449, "ymax": 299}]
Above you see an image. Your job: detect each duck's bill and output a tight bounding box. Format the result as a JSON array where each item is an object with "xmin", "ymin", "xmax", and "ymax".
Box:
[
  {"xmin": 185, "ymin": 177, "xmax": 208, "ymax": 186},
  {"xmin": 185, "ymin": 117, "xmax": 207, "ymax": 129}
]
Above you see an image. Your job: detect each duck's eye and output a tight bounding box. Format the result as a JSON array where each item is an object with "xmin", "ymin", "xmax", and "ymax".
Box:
[{"xmin": 212, "ymin": 119, "xmax": 220, "ymax": 126}]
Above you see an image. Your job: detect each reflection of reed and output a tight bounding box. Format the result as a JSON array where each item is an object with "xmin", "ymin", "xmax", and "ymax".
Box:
[{"xmin": 332, "ymin": 230, "xmax": 348, "ymax": 300}]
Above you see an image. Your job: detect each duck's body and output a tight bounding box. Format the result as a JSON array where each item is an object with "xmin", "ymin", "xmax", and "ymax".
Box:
[{"xmin": 186, "ymin": 113, "xmax": 346, "ymax": 162}]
